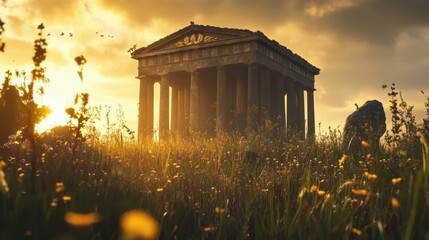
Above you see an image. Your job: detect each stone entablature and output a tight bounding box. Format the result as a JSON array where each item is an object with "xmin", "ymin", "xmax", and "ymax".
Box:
[
  {"xmin": 136, "ymin": 34, "xmax": 316, "ymax": 82},
  {"xmin": 132, "ymin": 24, "xmax": 320, "ymax": 140}
]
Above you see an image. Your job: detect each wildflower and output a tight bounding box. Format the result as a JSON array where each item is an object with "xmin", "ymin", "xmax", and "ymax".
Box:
[
  {"xmin": 310, "ymin": 185, "xmax": 318, "ymax": 193},
  {"xmin": 352, "ymin": 189, "xmax": 370, "ymax": 196},
  {"xmin": 51, "ymin": 198, "xmax": 58, "ymax": 207},
  {"xmin": 156, "ymin": 188, "xmax": 164, "ymax": 192},
  {"xmin": 0, "ymin": 163, "xmax": 9, "ymax": 194},
  {"xmin": 352, "ymin": 228, "xmax": 362, "ymax": 236},
  {"xmin": 361, "ymin": 140, "xmax": 370, "ymax": 148},
  {"xmin": 65, "ymin": 212, "xmax": 101, "ymax": 227},
  {"xmin": 63, "ymin": 196, "xmax": 72, "ymax": 202},
  {"xmin": 317, "ymin": 190, "xmax": 326, "ymax": 196},
  {"xmin": 391, "ymin": 197, "xmax": 400, "ymax": 208},
  {"xmin": 55, "ymin": 182, "xmax": 64, "ymax": 193},
  {"xmin": 366, "ymin": 153, "xmax": 372, "ymax": 160},
  {"xmin": 215, "ymin": 207, "xmax": 225, "ymax": 214},
  {"xmin": 392, "ymin": 177, "xmax": 402, "ymax": 185},
  {"xmin": 203, "ymin": 226, "xmax": 216, "ymax": 232},
  {"xmin": 339, "ymin": 154, "xmax": 347, "ymax": 165},
  {"xmin": 120, "ymin": 210, "xmax": 160, "ymax": 239},
  {"xmin": 324, "ymin": 193, "xmax": 331, "ymax": 200},
  {"xmin": 364, "ymin": 172, "xmax": 377, "ymax": 180}
]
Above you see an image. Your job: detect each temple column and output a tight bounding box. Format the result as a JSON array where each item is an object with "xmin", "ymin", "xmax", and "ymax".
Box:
[
  {"xmin": 226, "ymin": 74, "xmax": 235, "ymax": 130},
  {"xmin": 216, "ymin": 66, "xmax": 227, "ymax": 132},
  {"xmin": 260, "ymin": 67, "xmax": 271, "ymax": 121},
  {"xmin": 159, "ymin": 74, "xmax": 170, "ymax": 138},
  {"xmin": 138, "ymin": 77, "xmax": 148, "ymax": 141},
  {"xmin": 273, "ymin": 74, "xmax": 285, "ymax": 127},
  {"xmin": 177, "ymin": 84, "xmax": 185, "ymax": 132},
  {"xmin": 190, "ymin": 70, "xmax": 200, "ymax": 131},
  {"xmin": 286, "ymin": 79, "xmax": 297, "ymax": 130},
  {"xmin": 235, "ymin": 74, "xmax": 246, "ymax": 133},
  {"xmin": 147, "ymin": 81, "xmax": 154, "ymax": 138},
  {"xmin": 171, "ymin": 86, "xmax": 178, "ymax": 134},
  {"xmin": 307, "ymin": 88, "xmax": 315, "ymax": 138},
  {"xmin": 247, "ymin": 63, "xmax": 259, "ymax": 129},
  {"xmin": 296, "ymin": 84, "xmax": 305, "ymax": 138},
  {"xmin": 184, "ymin": 80, "xmax": 190, "ymax": 129}
]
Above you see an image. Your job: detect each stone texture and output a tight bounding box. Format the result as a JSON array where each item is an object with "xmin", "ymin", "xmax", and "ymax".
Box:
[{"xmin": 342, "ymin": 100, "xmax": 386, "ymax": 152}]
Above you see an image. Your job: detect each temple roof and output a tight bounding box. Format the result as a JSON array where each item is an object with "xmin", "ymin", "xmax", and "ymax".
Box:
[{"xmin": 133, "ymin": 24, "xmax": 320, "ymax": 75}]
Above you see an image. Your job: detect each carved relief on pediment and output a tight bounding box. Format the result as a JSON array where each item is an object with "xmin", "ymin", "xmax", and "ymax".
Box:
[{"xmin": 174, "ymin": 33, "xmax": 218, "ymax": 47}]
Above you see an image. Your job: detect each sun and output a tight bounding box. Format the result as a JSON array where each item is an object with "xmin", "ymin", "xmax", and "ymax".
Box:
[{"xmin": 36, "ymin": 105, "xmax": 69, "ymax": 133}]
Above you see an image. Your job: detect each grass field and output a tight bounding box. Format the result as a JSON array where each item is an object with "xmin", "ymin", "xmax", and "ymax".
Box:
[{"xmin": 0, "ymin": 122, "xmax": 428, "ymax": 239}]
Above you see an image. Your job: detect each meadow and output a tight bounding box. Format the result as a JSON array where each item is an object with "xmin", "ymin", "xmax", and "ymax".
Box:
[
  {"xmin": 0, "ymin": 22, "xmax": 429, "ymax": 240},
  {"xmin": 0, "ymin": 116, "xmax": 428, "ymax": 239}
]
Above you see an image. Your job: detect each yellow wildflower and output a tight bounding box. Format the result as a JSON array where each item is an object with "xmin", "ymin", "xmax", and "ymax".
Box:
[
  {"xmin": 352, "ymin": 228, "xmax": 362, "ymax": 236},
  {"xmin": 310, "ymin": 185, "xmax": 318, "ymax": 193},
  {"xmin": 51, "ymin": 198, "xmax": 58, "ymax": 207},
  {"xmin": 364, "ymin": 172, "xmax": 377, "ymax": 180},
  {"xmin": 361, "ymin": 140, "xmax": 370, "ymax": 148},
  {"xmin": 120, "ymin": 210, "xmax": 160, "ymax": 239},
  {"xmin": 352, "ymin": 189, "xmax": 370, "ymax": 196},
  {"xmin": 203, "ymin": 226, "xmax": 216, "ymax": 232},
  {"xmin": 324, "ymin": 193, "xmax": 331, "ymax": 200},
  {"xmin": 392, "ymin": 177, "xmax": 402, "ymax": 185},
  {"xmin": 339, "ymin": 154, "xmax": 347, "ymax": 165},
  {"xmin": 0, "ymin": 166, "xmax": 9, "ymax": 194},
  {"xmin": 65, "ymin": 212, "xmax": 101, "ymax": 227},
  {"xmin": 156, "ymin": 188, "xmax": 164, "ymax": 192},
  {"xmin": 63, "ymin": 196, "xmax": 72, "ymax": 202},
  {"xmin": 55, "ymin": 182, "xmax": 64, "ymax": 193},
  {"xmin": 391, "ymin": 198, "xmax": 400, "ymax": 208},
  {"xmin": 317, "ymin": 190, "xmax": 326, "ymax": 196},
  {"xmin": 215, "ymin": 207, "xmax": 226, "ymax": 214}
]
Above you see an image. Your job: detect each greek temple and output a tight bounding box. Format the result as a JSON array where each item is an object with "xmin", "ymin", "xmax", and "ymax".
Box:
[{"xmin": 132, "ymin": 24, "xmax": 320, "ymax": 139}]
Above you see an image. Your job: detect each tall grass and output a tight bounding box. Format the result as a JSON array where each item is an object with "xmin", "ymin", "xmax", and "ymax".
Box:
[{"xmin": 0, "ymin": 116, "xmax": 428, "ymax": 239}]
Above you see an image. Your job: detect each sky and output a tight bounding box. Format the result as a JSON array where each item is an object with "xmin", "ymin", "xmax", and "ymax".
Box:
[{"xmin": 0, "ymin": 0, "xmax": 428, "ymax": 136}]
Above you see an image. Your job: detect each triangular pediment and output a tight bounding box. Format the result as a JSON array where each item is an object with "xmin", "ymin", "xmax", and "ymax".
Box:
[{"xmin": 135, "ymin": 24, "xmax": 256, "ymax": 55}]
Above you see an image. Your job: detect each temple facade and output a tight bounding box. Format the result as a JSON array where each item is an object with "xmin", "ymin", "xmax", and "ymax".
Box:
[{"xmin": 132, "ymin": 24, "xmax": 320, "ymax": 139}]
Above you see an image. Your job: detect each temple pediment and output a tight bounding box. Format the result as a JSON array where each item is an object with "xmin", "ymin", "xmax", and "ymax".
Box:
[{"xmin": 134, "ymin": 24, "xmax": 255, "ymax": 55}]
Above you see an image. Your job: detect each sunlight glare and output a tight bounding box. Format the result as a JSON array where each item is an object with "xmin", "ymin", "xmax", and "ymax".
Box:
[{"xmin": 36, "ymin": 105, "xmax": 69, "ymax": 133}]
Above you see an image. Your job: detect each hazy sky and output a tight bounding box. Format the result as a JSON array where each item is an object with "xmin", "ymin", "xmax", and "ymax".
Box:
[{"xmin": 1, "ymin": 0, "xmax": 428, "ymax": 135}]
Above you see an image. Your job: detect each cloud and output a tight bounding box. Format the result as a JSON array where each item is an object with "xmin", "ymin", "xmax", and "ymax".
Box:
[{"xmin": 303, "ymin": 0, "xmax": 429, "ymax": 45}]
